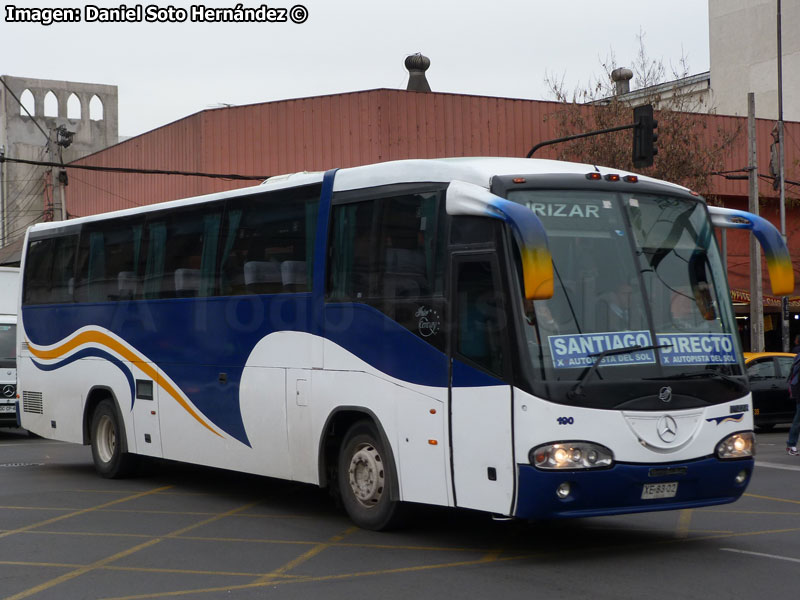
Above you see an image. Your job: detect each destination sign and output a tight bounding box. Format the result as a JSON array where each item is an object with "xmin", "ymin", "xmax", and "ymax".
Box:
[
  {"xmin": 549, "ymin": 331, "xmax": 655, "ymax": 369},
  {"xmin": 656, "ymin": 333, "xmax": 738, "ymax": 365}
]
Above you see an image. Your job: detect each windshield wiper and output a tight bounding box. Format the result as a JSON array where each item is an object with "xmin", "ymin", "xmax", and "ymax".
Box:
[
  {"xmin": 644, "ymin": 369, "xmax": 742, "ymax": 388},
  {"xmin": 569, "ymin": 344, "xmax": 671, "ymax": 399}
]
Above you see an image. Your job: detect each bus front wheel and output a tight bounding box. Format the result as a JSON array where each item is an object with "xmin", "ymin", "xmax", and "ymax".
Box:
[
  {"xmin": 90, "ymin": 399, "xmax": 136, "ymax": 479},
  {"xmin": 337, "ymin": 421, "xmax": 403, "ymax": 530}
]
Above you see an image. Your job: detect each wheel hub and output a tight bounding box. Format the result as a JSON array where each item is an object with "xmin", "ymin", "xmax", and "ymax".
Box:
[
  {"xmin": 348, "ymin": 443, "xmax": 385, "ymax": 508},
  {"xmin": 97, "ymin": 414, "xmax": 116, "ymax": 464}
]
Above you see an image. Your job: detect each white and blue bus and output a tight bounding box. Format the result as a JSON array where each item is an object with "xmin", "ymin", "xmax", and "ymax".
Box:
[{"xmin": 17, "ymin": 158, "xmax": 793, "ymax": 529}]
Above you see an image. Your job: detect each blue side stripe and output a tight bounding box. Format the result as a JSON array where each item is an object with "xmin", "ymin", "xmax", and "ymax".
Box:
[{"xmin": 31, "ymin": 347, "xmax": 136, "ymax": 409}]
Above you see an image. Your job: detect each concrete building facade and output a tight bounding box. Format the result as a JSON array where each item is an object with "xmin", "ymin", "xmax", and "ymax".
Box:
[
  {"xmin": 709, "ymin": 0, "xmax": 800, "ymax": 120},
  {"xmin": 0, "ymin": 75, "xmax": 118, "ymax": 256}
]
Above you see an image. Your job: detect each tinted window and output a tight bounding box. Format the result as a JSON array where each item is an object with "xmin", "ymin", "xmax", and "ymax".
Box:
[
  {"xmin": 450, "ymin": 216, "xmax": 496, "ymax": 245},
  {"xmin": 0, "ymin": 324, "xmax": 16, "ymax": 363},
  {"xmin": 143, "ymin": 207, "xmax": 222, "ymax": 299},
  {"xmin": 23, "ymin": 238, "xmax": 54, "ymax": 305},
  {"xmin": 329, "ymin": 190, "xmax": 445, "ymax": 301},
  {"xmin": 328, "ymin": 189, "xmax": 447, "ymax": 350},
  {"xmin": 220, "ymin": 187, "xmax": 319, "ymax": 296},
  {"xmin": 75, "ymin": 218, "xmax": 144, "ymax": 302},
  {"xmin": 328, "ymin": 201, "xmax": 376, "ymax": 300},
  {"xmin": 378, "ymin": 193, "xmax": 444, "ymax": 298},
  {"xmin": 777, "ymin": 356, "xmax": 796, "ymax": 378},
  {"xmin": 455, "ymin": 259, "xmax": 506, "ymax": 376},
  {"xmin": 51, "ymin": 235, "xmax": 79, "ymax": 303},
  {"xmin": 747, "ymin": 359, "xmax": 776, "ymax": 379},
  {"xmin": 23, "ymin": 234, "xmax": 78, "ymax": 305}
]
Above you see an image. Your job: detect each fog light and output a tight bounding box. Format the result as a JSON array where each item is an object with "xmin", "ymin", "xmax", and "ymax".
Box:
[
  {"xmin": 556, "ymin": 482, "xmax": 571, "ymax": 499},
  {"xmin": 735, "ymin": 470, "xmax": 748, "ymax": 484}
]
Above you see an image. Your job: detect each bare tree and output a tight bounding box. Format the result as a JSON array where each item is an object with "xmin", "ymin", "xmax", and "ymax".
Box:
[{"xmin": 543, "ymin": 33, "xmax": 740, "ymax": 201}]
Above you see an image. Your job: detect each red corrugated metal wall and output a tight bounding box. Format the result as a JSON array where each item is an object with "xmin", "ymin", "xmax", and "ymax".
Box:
[
  {"xmin": 67, "ymin": 88, "xmax": 800, "ymax": 295},
  {"xmin": 67, "ymin": 90, "xmax": 575, "ymax": 216}
]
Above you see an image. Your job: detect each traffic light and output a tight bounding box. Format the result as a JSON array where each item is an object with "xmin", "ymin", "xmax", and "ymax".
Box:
[{"xmin": 632, "ymin": 104, "xmax": 658, "ymax": 168}]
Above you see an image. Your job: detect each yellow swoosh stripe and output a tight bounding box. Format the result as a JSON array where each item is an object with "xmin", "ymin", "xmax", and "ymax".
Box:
[{"xmin": 28, "ymin": 330, "xmax": 223, "ymax": 438}]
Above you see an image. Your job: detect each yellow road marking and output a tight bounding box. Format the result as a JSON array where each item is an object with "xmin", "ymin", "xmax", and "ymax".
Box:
[
  {"xmin": 15, "ymin": 517, "xmax": 800, "ymax": 600},
  {"xmin": 12, "ymin": 527, "xmax": 494, "ymax": 554},
  {"xmin": 0, "ymin": 485, "xmax": 172, "ymax": 541},
  {"xmin": 0, "ymin": 561, "xmax": 81, "ymax": 569},
  {"xmin": 2, "ymin": 499, "xmax": 259, "ymax": 600},
  {"xmin": 254, "ymin": 526, "xmax": 357, "ymax": 584},
  {"xmin": 0, "ymin": 505, "xmax": 311, "ymax": 519},
  {"xmin": 743, "ymin": 493, "xmax": 800, "ymax": 506},
  {"xmin": 101, "ymin": 552, "xmax": 516, "ymax": 600},
  {"xmin": 6, "ymin": 488, "xmax": 800, "ymax": 600},
  {"xmin": 0, "ymin": 559, "xmax": 300, "ymax": 579},
  {"xmin": 688, "ymin": 527, "xmax": 800, "ymax": 543},
  {"xmin": 702, "ymin": 508, "xmax": 800, "ymax": 516},
  {"xmin": 676, "ymin": 509, "xmax": 693, "ymax": 538}
]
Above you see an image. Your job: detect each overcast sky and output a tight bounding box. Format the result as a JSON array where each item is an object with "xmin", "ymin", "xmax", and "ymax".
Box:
[{"xmin": 3, "ymin": 0, "xmax": 711, "ymax": 139}]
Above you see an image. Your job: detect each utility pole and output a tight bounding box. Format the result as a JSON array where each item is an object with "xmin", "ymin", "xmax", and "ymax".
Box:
[
  {"xmin": 0, "ymin": 145, "xmax": 5, "ymax": 246},
  {"xmin": 748, "ymin": 93, "xmax": 765, "ymax": 352},
  {"xmin": 777, "ymin": 0, "xmax": 790, "ymax": 351},
  {"xmin": 49, "ymin": 130, "xmax": 61, "ymax": 222}
]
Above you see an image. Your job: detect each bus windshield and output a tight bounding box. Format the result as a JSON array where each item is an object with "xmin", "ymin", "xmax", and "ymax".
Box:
[{"xmin": 507, "ymin": 189, "xmax": 743, "ymax": 385}]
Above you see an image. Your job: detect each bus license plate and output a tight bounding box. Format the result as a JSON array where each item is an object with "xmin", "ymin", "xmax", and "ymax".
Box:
[
  {"xmin": 641, "ymin": 482, "xmax": 678, "ymax": 500},
  {"xmin": 0, "ymin": 405, "xmax": 14, "ymax": 413}
]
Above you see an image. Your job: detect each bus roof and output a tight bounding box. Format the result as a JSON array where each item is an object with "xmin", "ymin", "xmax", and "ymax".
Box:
[
  {"xmin": 26, "ymin": 157, "xmax": 688, "ymax": 235},
  {"xmin": 330, "ymin": 157, "xmax": 685, "ymax": 193}
]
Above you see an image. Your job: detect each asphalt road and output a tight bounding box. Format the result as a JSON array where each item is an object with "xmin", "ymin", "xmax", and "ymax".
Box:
[{"xmin": 1, "ymin": 426, "xmax": 799, "ymax": 600}]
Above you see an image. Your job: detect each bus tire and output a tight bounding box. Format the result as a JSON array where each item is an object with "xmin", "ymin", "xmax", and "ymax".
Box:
[
  {"xmin": 337, "ymin": 421, "xmax": 403, "ymax": 530},
  {"xmin": 90, "ymin": 399, "xmax": 137, "ymax": 479}
]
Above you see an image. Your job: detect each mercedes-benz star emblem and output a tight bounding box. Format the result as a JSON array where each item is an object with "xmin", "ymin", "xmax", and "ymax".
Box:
[
  {"xmin": 658, "ymin": 386, "xmax": 673, "ymax": 403},
  {"xmin": 2, "ymin": 385, "xmax": 14, "ymax": 399},
  {"xmin": 656, "ymin": 415, "xmax": 678, "ymax": 443}
]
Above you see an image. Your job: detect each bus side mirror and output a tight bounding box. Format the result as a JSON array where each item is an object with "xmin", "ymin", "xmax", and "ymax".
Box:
[
  {"xmin": 688, "ymin": 250, "xmax": 716, "ymax": 320},
  {"xmin": 707, "ymin": 206, "xmax": 794, "ymax": 296},
  {"xmin": 446, "ymin": 180, "xmax": 554, "ymax": 299}
]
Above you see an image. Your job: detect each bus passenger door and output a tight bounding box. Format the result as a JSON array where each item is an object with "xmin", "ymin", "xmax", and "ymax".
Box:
[{"xmin": 449, "ymin": 253, "xmax": 515, "ymax": 515}]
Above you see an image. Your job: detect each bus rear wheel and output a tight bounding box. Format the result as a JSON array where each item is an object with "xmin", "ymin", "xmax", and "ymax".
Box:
[
  {"xmin": 90, "ymin": 399, "xmax": 136, "ymax": 478},
  {"xmin": 337, "ymin": 421, "xmax": 403, "ymax": 530}
]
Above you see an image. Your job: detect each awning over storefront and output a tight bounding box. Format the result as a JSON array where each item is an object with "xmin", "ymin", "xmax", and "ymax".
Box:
[{"xmin": 730, "ymin": 289, "xmax": 800, "ymax": 308}]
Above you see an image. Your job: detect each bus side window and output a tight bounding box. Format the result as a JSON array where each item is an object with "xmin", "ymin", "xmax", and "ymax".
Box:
[
  {"xmin": 75, "ymin": 220, "xmax": 143, "ymax": 302},
  {"xmin": 23, "ymin": 239, "xmax": 55, "ymax": 305},
  {"xmin": 328, "ymin": 201, "xmax": 376, "ymax": 300},
  {"xmin": 143, "ymin": 208, "xmax": 221, "ymax": 299},
  {"xmin": 51, "ymin": 235, "xmax": 79, "ymax": 303},
  {"xmin": 23, "ymin": 235, "xmax": 78, "ymax": 305},
  {"xmin": 219, "ymin": 187, "xmax": 319, "ymax": 296},
  {"xmin": 328, "ymin": 189, "xmax": 447, "ymax": 351}
]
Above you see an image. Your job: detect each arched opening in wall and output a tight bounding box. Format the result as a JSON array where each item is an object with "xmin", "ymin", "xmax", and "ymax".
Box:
[
  {"xmin": 90, "ymin": 95, "xmax": 104, "ymax": 121},
  {"xmin": 67, "ymin": 93, "xmax": 81, "ymax": 120},
  {"xmin": 20, "ymin": 89, "xmax": 35, "ymax": 117},
  {"xmin": 44, "ymin": 91, "xmax": 58, "ymax": 117}
]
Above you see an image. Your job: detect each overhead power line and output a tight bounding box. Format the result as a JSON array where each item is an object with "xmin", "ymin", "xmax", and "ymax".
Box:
[
  {"xmin": 0, "ymin": 155, "xmax": 270, "ymax": 181},
  {"xmin": 713, "ymin": 168, "xmax": 800, "ymax": 190}
]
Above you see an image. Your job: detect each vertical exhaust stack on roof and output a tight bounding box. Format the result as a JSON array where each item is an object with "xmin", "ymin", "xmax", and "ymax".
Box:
[
  {"xmin": 405, "ymin": 53, "xmax": 432, "ymax": 92},
  {"xmin": 611, "ymin": 67, "xmax": 633, "ymax": 95}
]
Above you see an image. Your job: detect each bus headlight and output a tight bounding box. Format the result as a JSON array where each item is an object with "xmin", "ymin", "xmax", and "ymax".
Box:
[
  {"xmin": 716, "ymin": 432, "xmax": 755, "ymax": 460},
  {"xmin": 530, "ymin": 442, "xmax": 614, "ymax": 470}
]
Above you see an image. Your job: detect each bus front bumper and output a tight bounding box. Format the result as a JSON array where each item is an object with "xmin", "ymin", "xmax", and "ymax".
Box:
[{"xmin": 515, "ymin": 457, "xmax": 753, "ymax": 519}]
